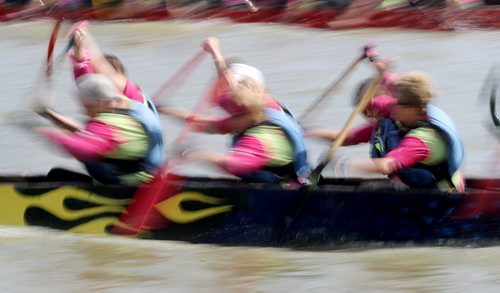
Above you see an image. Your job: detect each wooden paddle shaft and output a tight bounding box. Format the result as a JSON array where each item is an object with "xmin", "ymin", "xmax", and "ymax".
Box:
[
  {"xmin": 325, "ymin": 71, "xmax": 384, "ymax": 162},
  {"xmin": 307, "ymin": 69, "xmax": 385, "ymax": 183},
  {"xmin": 298, "ymin": 54, "xmax": 365, "ymax": 124},
  {"xmin": 152, "ymin": 50, "xmax": 207, "ymax": 103}
]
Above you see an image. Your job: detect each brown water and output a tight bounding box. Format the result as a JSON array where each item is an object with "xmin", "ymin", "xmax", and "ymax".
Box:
[{"xmin": 1, "ymin": 20, "xmax": 500, "ymax": 291}]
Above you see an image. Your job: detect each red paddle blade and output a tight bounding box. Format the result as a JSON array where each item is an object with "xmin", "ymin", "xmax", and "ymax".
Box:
[
  {"xmin": 46, "ymin": 18, "xmax": 63, "ymax": 77},
  {"xmin": 112, "ymin": 168, "xmax": 184, "ymax": 236}
]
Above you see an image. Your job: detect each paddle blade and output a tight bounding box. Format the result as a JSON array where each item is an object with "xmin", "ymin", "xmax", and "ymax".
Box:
[
  {"xmin": 111, "ymin": 170, "xmax": 184, "ymax": 236},
  {"xmin": 479, "ymin": 64, "xmax": 500, "ymax": 127},
  {"xmin": 45, "ymin": 18, "xmax": 63, "ymax": 77},
  {"xmin": 490, "ymin": 79, "xmax": 500, "ymax": 127},
  {"xmin": 308, "ymin": 161, "xmax": 326, "ymax": 186}
]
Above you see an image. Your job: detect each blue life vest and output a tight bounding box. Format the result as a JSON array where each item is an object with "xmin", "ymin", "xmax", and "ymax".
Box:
[
  {"xmin": 231, "ymin": 108, "xmax": 311, "ymax": 183},
  {"xmin": 262, "ymin": 108, "xmax": 311, "ymax": 182},
  {"xmin": 425, "ymin": 104, "xmax": 464, "ymax": 177},
  {"xmin": 276, "ymin": 101, "xmax": 298, "ymax": 120},
  {"xmin": 127, "ymin": 100, "xmax": 165, "ymax": 172},
  {"xmin": 370, "ymin": 118, "xmax": 405, "ymax": 158},
  {"xmin": 143, "ymin": 94, "xmax": 160, "ymax": 118},
  {"xmin": 370, "ymin": 104, "xmax": 464, "ymax": 189}
]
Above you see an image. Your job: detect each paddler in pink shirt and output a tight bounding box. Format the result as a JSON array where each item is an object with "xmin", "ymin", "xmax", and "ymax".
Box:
[
  {"xmin": 161, "ymin": 37, "xmax": 310, "ymax": 184},
  {"xmin": 160, "ymin": 37, "xmax": 294, "ymax": 135},
  {"xmin": 334, "ymin": 71, "xmax": 465, "ymax": 192},
  {"xmin": 34, "ymin": 74, "xmax": 165, "ymax": 185},
  {"xmin": 69, "ymin": 24, "xmax": 157, "ymax": 113},
  {"xmin": 306, "ymin": 69, "xmax": 399, "ymax": 147}
]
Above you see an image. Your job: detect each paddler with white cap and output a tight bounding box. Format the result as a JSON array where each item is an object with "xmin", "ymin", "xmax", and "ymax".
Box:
[{"xmin": 160, "ymin": 37, "xmax": 310, "ymax": 184}]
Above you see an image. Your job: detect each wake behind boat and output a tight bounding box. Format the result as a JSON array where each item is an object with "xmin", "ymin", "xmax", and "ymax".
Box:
[{"xmin": 1, "ymin": 174, "xmax": 500, "ymax": 248}]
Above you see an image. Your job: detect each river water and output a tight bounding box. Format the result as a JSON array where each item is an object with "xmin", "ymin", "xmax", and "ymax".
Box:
[{"xmin": 1, "ymin": 20, "xmax": 500, "ymax": 291}]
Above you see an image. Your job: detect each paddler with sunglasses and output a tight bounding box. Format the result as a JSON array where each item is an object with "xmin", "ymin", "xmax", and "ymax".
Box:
[{"xmin": 336, "ymin": 69, "xmax": 465, "ymax": 192}]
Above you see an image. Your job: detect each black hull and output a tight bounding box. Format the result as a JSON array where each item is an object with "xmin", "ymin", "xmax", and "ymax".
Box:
[{"xmin": 1, "ymin": 175, "xmax": 500, "ymax": 249}]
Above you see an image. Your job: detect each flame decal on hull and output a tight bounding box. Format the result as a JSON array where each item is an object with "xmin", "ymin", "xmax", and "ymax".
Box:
[
  {"xmin": 0, "ymin": 184, "xmax": 130, "ymax": 234},
  {"xmin": 155, "ymin": 191, "xmax": 233, "ymax": 224}
]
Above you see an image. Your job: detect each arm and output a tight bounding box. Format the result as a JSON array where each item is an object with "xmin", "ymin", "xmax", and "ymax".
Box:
[
  {"xmin": 304, "ymin": 130, "xmax": 340, "ymax": 142},
  {"xmin": 69, "ymin": 27, "xmax": 95, "ymax": 81},
  {"xmin": 158, "ymin": 106, "xmax": 222, "ymax": 133},
  {"xmin": 202, "ymin": 37, "xmax": 239, "ymax": 94},
  {"xmin": 305, "ymin": 123, "xmax": 374, "ymax": 145},
  {"xmin": 35, "ymin": 121, "xmax": 117, "ymax": 162},
  {"xmin": 157, "ymin": 106, "xmax": 192, "ymax": 121},
  {"xmin": 345, "ymin": 135, "xmax": 431, "ymax": 175},
  {"xmin": 39, "ymin": 107, "xmax": 84, "ymax": 133},
  {"xmin": 71, "ymin": 27, "xmax": 128, "ymax": 92},
  {"xmin": 159, "ymin": 105, "xmax": 261, "ymax": 134},
  {"xmin": 186, "ymin": 135, "xmax": 268, "ymax": 176}
]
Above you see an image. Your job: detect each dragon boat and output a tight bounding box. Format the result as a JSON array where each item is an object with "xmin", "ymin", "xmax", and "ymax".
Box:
[{"xmin": 1, "ymin": 174, "xmax": 500, "ymax": 248}]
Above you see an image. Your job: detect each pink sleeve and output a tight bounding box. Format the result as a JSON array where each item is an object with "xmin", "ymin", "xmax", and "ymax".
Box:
[
  {"xmin": 123, "ymin": 80, "xmax": 146, "ymax": 104},
  {"xmin": 385, "ymin": 136, "xmax": 431, "ymax": 171},
  {"xmin": 221, "ymin": 135, "xmax": 268, "ymax": 176},
  {"xmin": 41, "ymin": 120, "xmax": 118, "ymax": 162},
  {"xmin": 70, "ymin": 49, "xmax": 95, "ymax": 81},
  {"xmin": 208, "ymin": 117, "xmax": 234, "ymax": 134},
  {"xmin": 344, "ymin": 124, "xmax": 374, "ymax": 145}
]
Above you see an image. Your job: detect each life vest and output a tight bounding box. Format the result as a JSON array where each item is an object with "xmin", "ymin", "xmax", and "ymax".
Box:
[
  {"xmin": 142, "ymin": 94, "xmax": 159, "ymax": 117},
  {"xmin": 127, "ymin": 99, "xmax": 165, "ymax": 171},
  {"xmin": 370, "ymin": 118, "xmax": 405, "ymax": 159},
  {"xmin": 425, "ymin": 104, "xmax": 464, "ymax": 190},
  {"xmin": 370, "ymin": 105, "xmax": 464, "ymax": 191},
  {"xmin": 122, "ymin": 80, "xmax": 159, "ymax": 117},
  {"xmin": 93, "ymin": 100, "xmax": 165, "ymax": 175},
  {"xmin": 233, "ymin": 108, "xmax": 311, "ymax": 183}
]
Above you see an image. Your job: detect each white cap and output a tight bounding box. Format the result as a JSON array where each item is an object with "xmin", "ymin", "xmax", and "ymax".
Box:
[{"xmin": 229, "ymin": 63, "xmax": 266, "ymax": 87}]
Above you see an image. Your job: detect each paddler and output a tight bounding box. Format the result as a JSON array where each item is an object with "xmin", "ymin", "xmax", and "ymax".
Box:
[
  {"xmin": 305, "ymin": 73, "xmax": 399, "ymax": 149},
  {"xmin": 336, "ymin": 70, "xmax": 465, "ymax": 192},
  {"xmin": 161, "ymin": 37, "xmax": 310, "ymax": 184},
  {"xmin": 68, "ymin": 24, "xmax": 158, "ymax": 115},
  {"xmin": 305, "ymin": 49, "xmax": 401, "ymax": 154},
  {"xmin": 34, "ymin": 74, "xmax": 165, "ymax": 185}
]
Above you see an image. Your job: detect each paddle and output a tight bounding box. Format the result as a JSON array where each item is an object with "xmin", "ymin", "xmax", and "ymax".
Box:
[
  {"xmin": 489, "ymin": 72, "xmax": 500, "ymax": 127},
  {"xmin": 1, "ymin": 19, "xmax": 72, "ymax": 127},
  {"xmin": 44, "ymin": 20, "xmax": 76, "ymax": 106},
  {"xmin": 25, "ymin": 17, "xmax": 64, "ymax": 107},
  {"xmin": 454, "ymin": 65, "xmax": 500, "ymax": 218},
  {"xmin": 111, "ymin": 77, "xmax": 216, "ymax": 236},
  {"xmin": 244, "ymin": 0, "xmax": 259, "ymax": 13},
  {"xmin": 308, "ymin": 69, "xmax": 385, "ymax": 185},
  {"xmin": 278, "ymin": 65, "xmax": 386, "ymax": 244},
  {"xmin": 478, "ymin": 64, "xmax": 500, "ymax": 139},
  {"xmin": 151, "ymin": 50, "xmax": 207, "ymax": 104},
  {"xmin": 297, "ymin": 43, "xmax": 377, "ymax": 124}
]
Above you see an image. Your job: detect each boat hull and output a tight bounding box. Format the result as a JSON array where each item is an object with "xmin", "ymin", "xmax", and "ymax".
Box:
[{"xmin": 2, "ymin": 175, "xmax": 500, "ymax": 248}]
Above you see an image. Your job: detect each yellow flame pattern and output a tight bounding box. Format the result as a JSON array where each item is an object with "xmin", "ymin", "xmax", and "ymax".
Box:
[
  {"xmin": 0, "ymin": 184, "xmax": 234, "ymax": 234},
  {"xmin": 0, "ymin": 184, "xmax": 130, "ymax": 234},
  {"xmin": 155, "ymin": 191, "xmax": 233, "ymax": 224}
]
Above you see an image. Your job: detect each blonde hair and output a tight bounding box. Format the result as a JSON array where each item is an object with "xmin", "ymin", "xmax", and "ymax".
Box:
[
  {"xmin": 395, "ymin": 71, "xmax": 434, "ymax": 112},
  {"xmin": 232, "ymin": 77, "xmax": 266, "ymax": 114}
]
